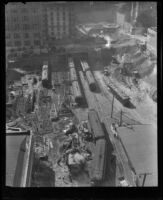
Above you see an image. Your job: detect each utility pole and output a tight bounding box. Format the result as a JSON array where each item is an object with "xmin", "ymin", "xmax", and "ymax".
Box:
[
  {"xmin": 119, "ymin": 109, "xmax": 123, "ymax": 126},
  {"xmin": 139, "ymin": 172, "xmax": 152, "ymax": 186},
  {"xmin": 111, "ymin": 95, "xmax": 114, "ymax": 118}
]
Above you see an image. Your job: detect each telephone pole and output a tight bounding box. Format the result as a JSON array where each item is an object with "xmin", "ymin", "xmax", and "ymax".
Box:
[
  {"xmin": 139, "ymin": 172, "xmax": 152, "ymax": 186},
  {"xmin": 119, "ymin": 109, "xmax": 123, "ymax": 126},
  {"xmin": 111, "ymin": 95, "xmax": 115, "ymax": 118}
]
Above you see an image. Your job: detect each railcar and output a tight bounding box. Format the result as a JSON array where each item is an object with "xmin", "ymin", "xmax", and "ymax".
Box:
[
  {"xmin": 89, "ymin": 139, "xmax": 107, "ymax": 185},
  {"xmin": 85, "ymin": 70, "xmax": 97, "ymax": 92},
  {"xmin": 103, "ymin": 76, "xmax": 130, "ymax": 106},
  {"xmin": 70, "ymin": 67, "xmax": 77, "ymax": 82},
  {"xmin": 79, "ymin": 71, "xmax": 85, "ymax": 81},
  {"xmin": 88, "ymin": 109, "xmax": 105, "ymax": 139},
  {"xmin": 81, "ymin": 60, "xmax": 90, "ymax": 72},
  {"xmin": 72, "ymin": 81, "xmax": 83, "ymax": 105},
  {"xmin": 68, "ymin": 57, "xmax": 75, "ymax": 68}
]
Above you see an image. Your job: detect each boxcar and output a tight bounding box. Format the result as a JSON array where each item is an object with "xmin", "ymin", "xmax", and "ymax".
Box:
[
  {"xmin": 72, "ymin": 81, "xmax": 83, "ymax": 105},
  {"xmin": 88, "ymin": 109, "xmax": 105, "ymax": 139},
  {"xmin": 85, "ymin": 70, "xmax": 97, "ymax": 92},
  {"xmin": 89, "ymin": 139, "xmax": 107, "ymax": 185}
]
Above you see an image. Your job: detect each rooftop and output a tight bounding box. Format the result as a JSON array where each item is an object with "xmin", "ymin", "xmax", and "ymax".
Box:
[
  {"xmin": 117, "ymin": 124, "xmax": 157, "ymax": 186},
  {"xmin": 6, "ymin": 135, "xmax": 30, "ymax": 186}
]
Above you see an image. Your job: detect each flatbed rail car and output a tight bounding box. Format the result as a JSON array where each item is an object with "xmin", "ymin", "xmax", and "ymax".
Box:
[
  {"xmin": 70, "ymin": 67, "xmax": 78, "ymax": 82},
  {"xmin": 72, "ymin": 81, "xmax": 84, "ymax": 105},
  {"xmin": 68, "ymin": 57, "xmax": 75, "ymax": 68},
  {"xmin": 89, "ymin": 139, "xmax": 107, "ymax": 185},
  {"xmin": 88, "ymin": 109, "xmax": 105, "ymax": 140},
  {"xmin": 103, "ymin": 76, "xmax": 130, "ymax": 106},
  {"xmin": 85, "ymin": 70, "xmax": 97, "ymax": 92}
]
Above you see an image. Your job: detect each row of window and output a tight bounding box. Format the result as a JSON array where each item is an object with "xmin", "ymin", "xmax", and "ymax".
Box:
[
  {"xmin": 6, "ymin": 33, "xmax": 40, "ymax": 39},
  {"xmin": 49, "ymin": 17, "xmax": 68, "ymax": 22},
  {"xmin": 6, "ymin": 24, "xmax": 40, "ymax": 31},
  {"xmin": 50, "ymin": 28, "xmax": 68, "ymax": 33},
  {"xmin": 6, "ymin": 40, "xmax": 40, "ymax": 47},
  {"xmin": 7, "ymin": 7, "xmax": 39, "ymax": 14},
  {"xmin": 6, "ymin": 15, "xmax": 40, "ymax": 22},
  {"xmin": 50, "ymin": 32, "xmax": 68, "ymax": 36}
]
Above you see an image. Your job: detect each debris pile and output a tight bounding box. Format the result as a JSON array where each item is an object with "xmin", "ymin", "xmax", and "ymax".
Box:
[{"xmin": 51, "ymin": 118, "xmax": 94, "ymax": 186}]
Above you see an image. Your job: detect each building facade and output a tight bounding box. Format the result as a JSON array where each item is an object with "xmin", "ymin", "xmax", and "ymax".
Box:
[
  {"xmin": 5, "ymin": 2, "xmax": 76, "ymax": 58},
  {"xmin": 44, "ymin": 2, "xmax": 76, "ymax": 41},
  {"xmin": 5, "ymin": 3, "xmax": 45, "ymax": 55}
]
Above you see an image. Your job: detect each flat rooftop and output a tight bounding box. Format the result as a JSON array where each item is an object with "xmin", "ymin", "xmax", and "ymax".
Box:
[
  {"xmin": 6, "ymin": 135, "xmax": 29, "ymax": 186},
  {"xmin": 117, "ymin": 125, "xmax": 157, "ymax": 186}
]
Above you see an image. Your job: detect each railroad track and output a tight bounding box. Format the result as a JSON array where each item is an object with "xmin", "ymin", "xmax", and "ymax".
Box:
[
  {"xmin": 93, "ymin": 94, "xmax": 136, "ymax": 185},
  {"xmin": 80, "ymin": 70, "xmax": 136, "ymax": 185}
]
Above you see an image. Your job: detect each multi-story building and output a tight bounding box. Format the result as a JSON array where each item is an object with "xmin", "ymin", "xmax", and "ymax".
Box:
[
  {"xmin": 5, "ymin": 2, "xmax": 76, "ymax": 58},
  {"xmin": 5, "ymin": 2, "xmax": 45, "ymax": 56},
  {"xmin": 44, "ymin": 2, "xmax": 76, "ymax": 41}
]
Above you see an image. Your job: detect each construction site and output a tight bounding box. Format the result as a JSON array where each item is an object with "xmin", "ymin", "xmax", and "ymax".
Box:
[{"xmin": 6, "ymin": 4, "xmax": 157, "ymax": 187}]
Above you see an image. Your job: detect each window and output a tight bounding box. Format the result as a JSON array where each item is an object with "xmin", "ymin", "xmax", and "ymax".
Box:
[
  {"xmin": 32, "ymin": 8, "xmax": 37, "ymax": 13},
  {"xmin": 14, "ymin": 33, "xmax": 20, "ymax": 39},
  {"xmin": 6, "ymin": 33, "xmax": 10, "ymax": 39},
  {"xmin": 6, "ymin": 41, "xmax": 12, "ymax": 47},
  {"xmin": 5, "ymin": 24, "xmax": 10, "ymax": 31},
  {"xmin": 6, "ymin": 17, "xmax": 10, "ymax": 23},
  {"xmin": 14, "ymin": 24, "xmax": 20, "ymax": 31},
  {"xmin": 13, "ymin": 17, "xmax": 18, "ymax": 22},
  {"xmin": 34, "ymin": 33, "xmax": 40, "ymax": 37},
  {"xmin": 22, "ymin": 16, "xmax": 28, "ymax": 21},
  {"xmin": 24, "ymin": 41, "xmax": 30, "ymax": 46},
  {"xmin": 21, "ymin": 8, "xmax": 28, "ymax": 13},
  {"xmin": 33, "ymin": 24, "xmax": 39, "ymax": 30},
  {"xmin": 23, "ymin": 24, "xmax": 30, "ymax": 30},
  {"xmin": 24, "ymin": 33, "xmax": 29, "ymax": 38},
  {"xmin": 11, "ymin": 9, "xmax": 17, "ymax": 13},
  {"xmin": 15, "ymin": 41, "xmax": 22, "ymax": 46},
  {"xmin": 34, "ymin": 40, "xmax": 40, "ymax": 46}
]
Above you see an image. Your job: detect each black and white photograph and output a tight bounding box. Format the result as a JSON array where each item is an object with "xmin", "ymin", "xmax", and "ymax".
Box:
[{"xmin": 5, "ymin": 1, "xmax": 157, "ymax": 187}]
